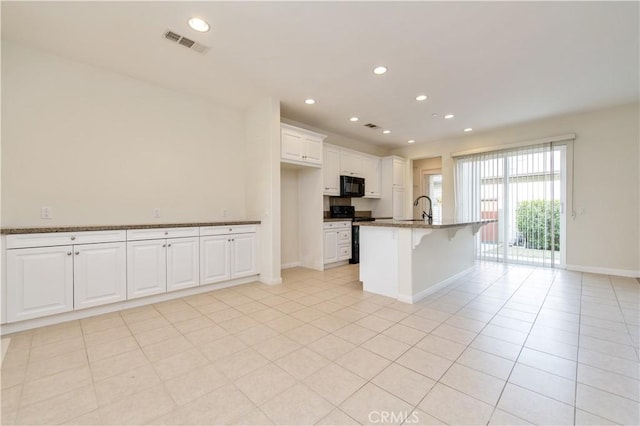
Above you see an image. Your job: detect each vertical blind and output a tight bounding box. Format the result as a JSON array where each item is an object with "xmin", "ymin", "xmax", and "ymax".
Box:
[{"xmin": 454, "ymin": 142, "xmax": 564, "ymax": 267}]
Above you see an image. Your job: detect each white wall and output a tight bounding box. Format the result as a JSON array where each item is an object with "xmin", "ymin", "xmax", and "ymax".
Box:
[
  {"xmin": 392, "ymin": 103, "xmax": 640, "ymax": 276},
  {"xmin": 1, "ymin": 41, "xmax": 247, "ymax": 226},
  {"xmin": 281, "ymin": 167, "xmax": 299, "ymax": 267}
]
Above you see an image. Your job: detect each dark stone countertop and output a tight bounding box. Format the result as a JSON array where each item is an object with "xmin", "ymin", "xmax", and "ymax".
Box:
[{"xmin": 1, "ymin": 221, "xmax": 261, "ymax": 235}]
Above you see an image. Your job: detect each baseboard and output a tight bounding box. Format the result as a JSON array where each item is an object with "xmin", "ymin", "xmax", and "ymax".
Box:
[
  {"xmin": 0, "ymin": 275, "xmax": 260, "ymax": 336},
  {"xmin": 259, "ymin": 276, "xmax": 283, "ymax": 285},
  {"xmin": 398, "ymin": 266, "xmax": 475, "ymax": 304},
  {"xmin": 565, "ymin": 264, "xmax": 640, "ymax": 278},
  {"xmin": 323, "ymin": 260, "xmax": 349, "ymax": 270},
  {"xmin": 281, "ymin": 262, "xmax": 300, "ymax": 270}
]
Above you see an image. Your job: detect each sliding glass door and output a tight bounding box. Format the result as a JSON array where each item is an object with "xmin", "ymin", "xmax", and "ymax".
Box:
[{"xmin": 455, "ymin": 143, "xmax": 566, "ymax": 267}]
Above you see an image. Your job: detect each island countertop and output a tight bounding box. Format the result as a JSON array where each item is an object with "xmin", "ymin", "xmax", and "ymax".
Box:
[{"xmin": 355, "ymin": 219, "xmax": 496, "ymax": 229}]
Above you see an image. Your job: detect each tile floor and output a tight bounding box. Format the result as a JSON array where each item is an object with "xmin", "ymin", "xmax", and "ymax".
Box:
[{"xmin": 1, "ymin": 262, "xmax": 639, "ymax": 425}]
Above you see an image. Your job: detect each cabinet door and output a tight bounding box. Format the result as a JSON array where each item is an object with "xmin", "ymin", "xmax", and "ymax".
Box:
[
  {"xmin": 323, "ymin": 230, "xmax": 338, "ymax": 264},
  {"xmin": 362, "ymin": 156, "xmax": 381, "ymax": 198},
  {"xmin": 127, "ymin": 240, "xmax": 167, "ymax": 299},
  {"xmin": 74, "ymin": 242, "xmax": 126, "ymax": 310},
  {"xmin": 6, "ymin": 246, "xmax": 74, "ymax": 322},
  {"xmin": 200, "ymin": 235, "xmax": 230, "ymax": 284},
  {"xmin": 393, "ymin": 158, "xmax": 406, "ymax": 187},
  {"xmin": 281, "ymin": 128, "xmax": 303, "ymax": 162},
  {"xmin": 230, "ymin": 233, "xmax": 258, "ymax": 278},
  {"xmin": 392, "ymin": 187, "xmax": 406, "ymax": 220},
  {"xmin": 340, "ymin": 151, "xmax": 363, "ymax": 176},
  {"xmin": 303, "ymin": 136, "xmax": 323, "ymax": 165},
  {"xmin": 167, "ymin": 237, "xmax": 199, "ymax": 292},
  {"xmin": 323, "ymin": 146, "xmax": 340, "ymax": 195}
]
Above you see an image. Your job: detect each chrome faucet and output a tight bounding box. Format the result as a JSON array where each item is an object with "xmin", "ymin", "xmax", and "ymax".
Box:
[{"xmin": 413, "ymin": 195, "xmax": 433, "ymax": 223}]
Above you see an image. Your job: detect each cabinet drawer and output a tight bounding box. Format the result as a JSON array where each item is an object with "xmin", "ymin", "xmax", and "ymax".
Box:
[
  {"xmin": 323, "ymin": 221, "xmax": 351, "ymax": 230},
  {"xmin": 199, "ymin": 225, "xmax": 257, "ymax": 236},
  {"xmin": 338, "ymin": 245, "xmax": 352, "ymax": 260},
  {"xmin": 6, "ymin": 230, "xmax": 126, "ymax": 249},
  {"xmin": 337, "ymin": 230, "xmax": 351, "ymax": 242},
  {"xmin": 127, "ymin": 227, "xmax": 198, "ymax": 241}
]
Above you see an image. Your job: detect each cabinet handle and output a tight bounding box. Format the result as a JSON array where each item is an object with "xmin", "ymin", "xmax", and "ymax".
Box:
[
  {"xmin": 164, "ymin": 232, "xmax": 168, "ymax": 235},
  {"xmin": 70, "ymin": 236, "xmax": 76, "ymax": 241},
  {"xmin": 67, "ymin": 252, "xmax": 72, "ymax": 256},
  {"xmin": 162, "ymin": 244, "xmax": 167, "ymax": 247},
  {"xmin": 229, "ymin": 228, "xmax": 232, "ymax": 231},
  {"xmin": 167, "ymin": 244, "xmax": 172, "ymax": 247},
  {"xmin": 75, "ymin": 251, "xmax": 80, "ymax": 255}
]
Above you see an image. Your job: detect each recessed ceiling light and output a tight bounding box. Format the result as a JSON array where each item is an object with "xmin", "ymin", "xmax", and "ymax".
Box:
[
  {"xmin": 382, "ymin": 130, "xmax": 391, "ymax": 134},
  {"xmin": 464, "ymin": 128, "xmax": 473, "ymax": 132},
  {"xmin": 408, "ymin": 140, "xmax": 415, "ymax": 144},
  {"xmin": 304, "ymin": 99, "xmax": 316, "ymax": 105},
  {"xmin": 349, "ymin": 117, "xmax": 359, "ymax": 122},
  {"xmin": 444, "ymin": 114, "xmax": 455, "ymax": 119},
  {"xmin": 373, "ymin": 66, "xmax": 387, "ymax": 75},
  {"xmin": 416, "ymin": 95, "xmax": 427, "ymax": 101},
  {"xmin": 431, "ymin": 113, "xmax": 438, "ymax": 117},
  {"xmin": 188, "ymin": 17, "xmax": 210, "ymax": 32}
]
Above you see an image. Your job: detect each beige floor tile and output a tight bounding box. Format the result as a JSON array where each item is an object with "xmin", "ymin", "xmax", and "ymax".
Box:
[
  {"xmin": 66, "ymin": 409, "xmax": 102, "ymax": 425},
  {"xmin": 20, "ymin": 365, "xmax": 92, "ymax": 407},
  {"xmin": 488, "ymin": 409, "xmax": 533, "ymax": 425},
  {"xmin": 431, "ymin": 323, "xmax": 478, "ymax": 345},
  {"xmin": 361, "ymin": 334, "xmax": 410, "ymax": 361},
  {"xmin": 265, "ymin": 315, "xmax": 305, "ymax": 333},
  {"xmin": 314, "ymin": 301, "xmax": 345, "ymax": 314},
  {"xmin": 205, "ymin": 307, "xmax": 244, "ymax": 323},
  {"xmin": 275, "ymin": 347, "xmax": 331, "ymax": 380},
  {"xmin": 414, "ymin": 307, "xmax": 452, "ymax": 322},
  {"xmin": 133, "ymin": 324, "xmax": 181, "ymax": 347},
  {"xmin": 517, "ymin": 347, "xmax": 577, "ymax": 380},
  {"xmin": 15, "ymin": 384, "xmax": 97, "ymax": 425},
  {"xmin": 418, "ymin": 383, "xmax": 494, "ymax": 426},
  {"xmin": 252, "ymin": 334, "xmax": 301, "ymax": 361},
  {"xmin": 81, "ymin": 315, "xmax": 126, "ymax": 335},
  {"xmin": 142, "ymin": 335, "xmax": 194, "ymax": 362},
  {"xmin": 172, "ymin": 315, "xmax": 214, "ymax": 334},
  {"xmin": 90, "ymin": 348, "xmax": 149, "ymax": 381},
  {"xmin": 304, "ymin": 363, "xmax": 366, "ymax": 405},
  {"xmin": 509, "ymin": 363, "xmax": 576, "ymax": 405},
  {"xmin": 163, "ymin": 364, "xmax": 229, "ymax": 406},
  {"xmin": 1, "ymin": 348, "xmax": 30, "ymax": 370},
  {"xmin": 307, "ymin": 334, "xmax": 356, "ymax": 360},
  {"xmin": 381, "ymin": 323, "xmax": 426, "ymax": 345},
  {"xmin": 218, "ymin": 315, "xmax": 260, "ymax": 333},
  {"xmin": 396, "ymin": 347, "xmax": 453, "ymax": 381},
  {"xmin": 333, "ymin": 323, "xmax": 378, "ymax": 345},
  {"xmin": 333, "ymin": 307, "xmax": 369, "ymax": 323},
  {"xmin": 497, "ymin": 383, "xmax": 574, "ymax": 425},
  {"xmin": 181, "ymin": 292, "xmax": 216, "ymax": 307},
  {"xmin": 198, "ymin": 335, "xmax": 247, "ymax": 362},
  {"xmin": 235, "ymin": 363, "xmax": 297, "ymax": 405},
  {"xmin": 1, "ymin": 364, "xmax": 26, "ymax": 389},
  {"xmin": 576, "ymin": 383, "xmax": 640, "ymax": 425},
  {"xmin": 25, "ymin": 348, "xmax": 87, "ymax": 382},
  {"xmin": 194, "ymin": 300, "xmax": 230, "ymax": 315},
  {"xmin": 290, "ymin": 307, "xmax": 326, "ymax": 323},
  {"xmin": 524, "ymin": 334, "xmax": 578, "ymax": 361},
  {"xmin": 471, "ymin": 334, "xmax": 522, "ymax": 361},
  {"xmin": 1, "ymin": 385, "xmax": 22, "ymax": 413},
  {"xmin": 94, "ymin": 363, "xmax": 161, "ymax": 406},
  {"xmin": 248, "ymin": 307, "xmax": 284, "ymax": 323},
  {"xmin": 262, "ymin": 295, "xmax": 291, "ymax": 308},
  {"xmin": 215, "ymin": 347, "xmax": 270, "ymax": 380},
  {"xmin": 578, "ymin": 347, "xmax": 640, "ymax": 379},
  {"xmin": 574, "ymin": 409, "xmax": 618, "ymax": 425},
  {"xmin": 233, "ymin": 408, "xmax": 275, "ymax": 425},
  {"xmin": 580, "ymin": 334, "xmax": 638, "ymax": 361},
  {"xmin": 355, "ymin": 315, "xmax": 395, "ymax": 333},
  {"xmin": 440, "ymin": 363, "xmax": 506, "ymax": 405},
  {"xmin": 99, "ymin": 384, "xmax": 176, "ymax": 425},
  {"xmin": 399, "ymin": 315, "xmax": 440, "ymax": 333},
  {"xmin": 340, "ymin": 382, "xmax": 413, "ymax": 425},
  {"xmin": 28, "ymin": 336, "xmax": 85, "ymax": 363},
  {"xmin": 182, "ymin": 324, "xmax": 229, "ymax": 346},
  {"xmin": 372, "ymin": 363, "xmax": 436, "ymax": 405},
  {"xmin": 415, "ymin": 334, "xmax": 467, "ymax": 361},
  {"xmin": 31, "ymin": 326, "xmax": 83, "ymax": 347},
  {"xmin": 151, "ymin": 348, "xmax": 208, "ymax": 381},
  {"xmin": 154, "ymin": 299, "xmax": 192, "ymax": 314},
  {"xmin": 336, "ymin": 347, "xmax": 390, "ymax": 380},
  {"xmin": 310, "ymin": 314, "xmax": 351, "ymax": 333},
  {"xmin": 235, "ymin": 324, "xmax": 280, "ymax": 346},
  {"xmin": 373, "ymin": 307, "xmax": 410, "ymax": 322},
  {"xmin": 317, "ymin": 408, "xmax": 360, "ymax": 425},
  {"xmin": 162, "ymin": 307, "xmax": 202, "ymax": 324},
  {"xmin": 408, "ymin": 409, "xmax": 447, "ymax": 425},
  {"xmin": 120, "ymin": 306, "xmax": 161, "ymax": 324},
  {"xmin": 457, "ymin": 347, "xmax": 514, "ymax": 380},
  {"xmin": 577, "ymin": 363, "xmax": 640, "ymax": 401},
  {"xmin": 260, "ymin": 383, "xmax": 334, "ymax": 425},
  {"xmin": 126, "ymin": 316, "xmax": 170, "ymax": 334},
  {"xmin": 84, "ymin": 325, "xmax": 132, "ymax": 347}
]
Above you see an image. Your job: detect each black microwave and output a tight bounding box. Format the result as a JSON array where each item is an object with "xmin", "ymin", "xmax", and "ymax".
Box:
[{"xmin": 340, "ymin": 175, "xmax": 365, "ymax": 197}]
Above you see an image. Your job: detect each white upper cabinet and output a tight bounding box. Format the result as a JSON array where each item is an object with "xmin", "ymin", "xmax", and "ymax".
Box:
[
  {"xmin": 361, "ymin": 155, "xmax": 381, "ymax": 198},
  {"xmin": 393, "ymin": 157, "xmax": 406, "ymax": 187},
  {"xmin": 340, "ymin": 151, "xmax": 363, "ymax": 176},
  {"xmin": 373, "ymin": 156, "xmax": 409, "ymax": 219},
  {"xmin": 281, "ymin": 123, "xmax": 326, "ymax": 167},
  {"xmin": 323, "ymin": 145, "xmax": 340, "ymax": 195}
]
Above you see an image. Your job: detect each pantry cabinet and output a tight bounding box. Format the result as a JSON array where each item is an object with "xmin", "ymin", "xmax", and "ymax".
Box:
[
  {"xmin": 374, "ymin": 156, "xmax": 409, "ymax": 219},
  {"xmin": 361, "ymin": 155, "xmax": 381, "ymax": 198},
  {"xmin": 281, "ymin": 123, "xmax": 326, "ymax": 167},
  {"xmin": 323, "ymin": 145, "xmax": 340, "ymax": 195}
]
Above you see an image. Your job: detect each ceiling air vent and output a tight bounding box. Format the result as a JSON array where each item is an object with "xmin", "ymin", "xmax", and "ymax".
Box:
[
  {"xmin": 163, "ymin": 30, "xmax": 209, "ymax": 54},
  {"xmin": 364, "ymin": 123, "xmax": 379, "ymax": 129}
]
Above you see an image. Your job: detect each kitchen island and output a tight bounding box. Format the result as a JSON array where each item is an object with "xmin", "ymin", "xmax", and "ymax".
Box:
[{"xmin": 357, "ymin": 219, "xmax": 494, "ymax": 303}]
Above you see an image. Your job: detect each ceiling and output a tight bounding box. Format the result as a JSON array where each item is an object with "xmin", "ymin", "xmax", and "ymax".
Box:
[{"xmin": 2, "ymin": 1, "xmax": 638, "ymax": 148}]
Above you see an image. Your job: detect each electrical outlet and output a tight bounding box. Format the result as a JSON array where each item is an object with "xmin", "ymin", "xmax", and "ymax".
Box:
[
  {"xmin": 153, "ymin": 208, "xmax": 161, "ymax": 218},
  {"xmin": 41, "ymin": 206, "xmax": 52, "ymax": 219}
]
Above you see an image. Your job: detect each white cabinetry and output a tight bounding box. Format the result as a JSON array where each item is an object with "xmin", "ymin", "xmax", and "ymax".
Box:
[
  {"xmin": 361, "ymin": 155, "xmax": 381, "ymax": 198},
  {"xmin": 340, "ymin": 151, "xmax": 363, "ymax": 177},
  {"xmin": 281, "ymin": 123, "xmax": 326, "ymax": 167},
  {"xmin": 127, "ymin": 228, "xmax": 199, "ymax": 299},
  {"xmin": 200, "ymin": 225, "xmax": 258, "ymax": 284},
  {"xmin": 5, "ymin": 230, "xmax": 127, "ymax": 322},
  {"xmin": 323, "ymin": 221, "xmax": 352, "ymax": 265},
  {"xmin": 375, "ymin": 156, "xmax": 408, "ymax": 219},
  {"xmin": 323, "ymin": 145, "xmax": 340, "ymax": 195}
]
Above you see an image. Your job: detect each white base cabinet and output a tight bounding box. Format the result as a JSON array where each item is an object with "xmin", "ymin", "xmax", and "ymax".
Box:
[
  {"xmin": 74, "ymin": 242, "xmax": 126, "ymax": 310},
  {"xmin": 200, "ymin": 225, "xmax": 258, "ymax": 285},
  {"xmin": 127, "ymin": 240, "xmax": 167, "ymax": 299},
  {"xmin": 323, "ymin": 221, "xmax": 352, "ymax": 265}
]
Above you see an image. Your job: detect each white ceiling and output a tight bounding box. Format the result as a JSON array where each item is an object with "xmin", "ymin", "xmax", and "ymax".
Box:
[{"xmin": 2, "ymin": 1, "xmax": 638, "ymax": 148}]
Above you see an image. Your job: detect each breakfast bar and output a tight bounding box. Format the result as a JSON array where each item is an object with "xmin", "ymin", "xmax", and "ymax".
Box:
[{"xmin": 357, "ymin": 219, "xmax": 494, "ymax": 303}]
